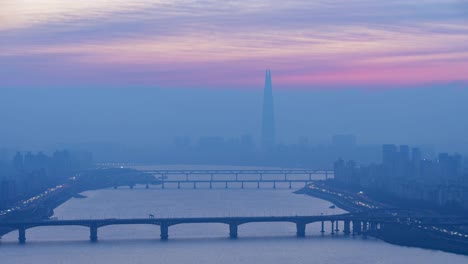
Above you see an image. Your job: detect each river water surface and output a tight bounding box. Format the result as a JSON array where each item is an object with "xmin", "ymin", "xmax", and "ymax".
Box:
[{"xmin": 1, "ymin": 184, "xmax": 467, "ymax": 263}]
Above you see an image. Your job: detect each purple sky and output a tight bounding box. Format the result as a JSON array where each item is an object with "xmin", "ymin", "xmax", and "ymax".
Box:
[{"xmin": 1, "ymin": 0, "xmax": 468, "ymax": 89}]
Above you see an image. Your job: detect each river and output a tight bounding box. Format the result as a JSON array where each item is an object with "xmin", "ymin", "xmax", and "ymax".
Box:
[{"xmin": 0, "ymin": 179, "xmax": 467, "ymax": 263}]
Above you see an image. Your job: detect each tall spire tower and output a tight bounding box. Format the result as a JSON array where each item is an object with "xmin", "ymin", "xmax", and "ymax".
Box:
[{"xmin": 262, "ymin": 69, "xmax": 275, "ymax": 149}]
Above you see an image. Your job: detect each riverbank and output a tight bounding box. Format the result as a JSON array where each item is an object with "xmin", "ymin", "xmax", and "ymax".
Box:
[
  {"xmin": 299, "ymin": 180, "xmax": 468, "ymax": 256},
  {"xmin": 0, "ymin": 168, "xmax": 154, "ymax": 237}
]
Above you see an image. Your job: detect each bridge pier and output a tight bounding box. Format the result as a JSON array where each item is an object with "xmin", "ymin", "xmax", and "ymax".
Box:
[
  {"xmin": 18, "ymin": 227, "xmax": 26, "ymax": 244},
  {"xmin": 209, "ymin": 182, "xmax": 212, "ymax": 189},
  {"xmin": 193, "ymin": 182, "xmax": 196, "ymax": 189},
  {"xmin": 353, "ymin": 221, "xmax": 362, "ymax": 235},
  {"xmin": 273, "ymin": 181, "xmax": 276, "ymax": 189},
  {"xmin": 90, "ymin": 225, "xmax": 98, "ymax": 242},
  {"xmin": 160, "ymin": 223, "xmax": 169, "ymax": 240},
  {"xmin": 363, "ymin": 222, "xmax": 368, "ymax": 233},
  {"xmin": 335, "ymin": 221, "xmax": 340, "ymax": 233},
  {"xmin": 296, "ymin": 223, "xmax": 306, "ymax": 238},
  {"xmin": 225, "ymin": 182, "xmax": 228, "ymax": 189},
  {"xmin": 289, "ymin": 181, "xmax": 292, "ymax": 189},
  {"xmin": 362, "ymin": 222, "xmax": 369, "ymax": 238},
  {"xmin": 241, "ymin": 182, "xmax": 244, "ymax": 189},
  {"xmin": 229, "ymin": 224, "xmax": 238, "ymax": 239},
  {"xmin": 257, "ymin": 182, "xmax": 260, "ymax": 189},
  {"xmin": 331, "ymin": 221, "xmax": 335, "ymax": 235},
  {"xmin": 344, "ymin": 220, "xmax": 351, "ymax": 235},
  {"xmin": 321, "ymin": 221, "xmax": 325, "ymax": 234},
  {"xmin": 177, "ymin": 182, "xmax": 181, "ymax": 189}
]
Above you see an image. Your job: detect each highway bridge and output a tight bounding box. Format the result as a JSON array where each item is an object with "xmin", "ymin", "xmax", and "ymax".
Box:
[{"xmin": 1, "ymin": 213, "xmax": 467, "ymax": 244}]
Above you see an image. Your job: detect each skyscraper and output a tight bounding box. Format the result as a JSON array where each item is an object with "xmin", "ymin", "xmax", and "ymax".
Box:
[{"xmin": 262, "ymin": 69, "xmax": 275, "ymax": 149}]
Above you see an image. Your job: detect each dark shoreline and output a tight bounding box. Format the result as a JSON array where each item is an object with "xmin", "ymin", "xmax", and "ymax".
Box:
[
  {"xmin": 298, "ymin": 183, "xmax": 468, "ymax": 256},
  {"xmin": 0, "ymin": 168, "xmax": 154, "ymax": 237}
]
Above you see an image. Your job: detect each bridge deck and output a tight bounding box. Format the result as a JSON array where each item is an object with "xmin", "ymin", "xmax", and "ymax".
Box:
[
  {"xmin": 145, "ymin": 169, "xmax": 332, "ymax": 175},
  {"xmin": 2, "ymin": 214, "xmax": 467, "ymax": 229}
]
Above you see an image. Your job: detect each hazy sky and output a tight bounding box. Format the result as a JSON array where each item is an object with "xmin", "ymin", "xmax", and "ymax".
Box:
[
  {"xmin": 0, "ymin": 86, "xmax": 467, "ymax": 155},
  {"xmin": 1, "ymin": 0, "xmax": 468, "ymax": 89},
  {"xmin": 1, "ymin": 1, "xmax": 467, "ymax": 156}
]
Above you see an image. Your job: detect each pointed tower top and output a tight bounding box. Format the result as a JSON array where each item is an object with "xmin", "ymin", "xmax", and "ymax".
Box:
[{"xmin": 262, "ymin": 69, "xmax": 275, "ymax": 149}]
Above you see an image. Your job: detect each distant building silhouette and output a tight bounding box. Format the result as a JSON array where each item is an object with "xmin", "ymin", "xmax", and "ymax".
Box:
[
  {"xmin": 261, "ymin": 69, "xmax": 275, "ymax": 149},
  {"xmin": 335, "ymin": 145, "xmax": 468, "ymax": 211}
]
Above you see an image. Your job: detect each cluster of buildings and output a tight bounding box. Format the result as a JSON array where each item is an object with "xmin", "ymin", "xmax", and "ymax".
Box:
[
  {"xmin": 0, "ymin": 150, "xmax": 92, "ymax": 209},
  {"xmin": 334, "ymin": 145, "xmax": 468, "ymax": 211}
]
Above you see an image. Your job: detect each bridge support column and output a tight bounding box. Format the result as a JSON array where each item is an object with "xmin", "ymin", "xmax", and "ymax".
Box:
[
  {"xmin": 90, "ymin": 225, "xmax": 98, "ymax": 242},
  {"xmin": 18, "ymin": 227, "xmax": 26, "ymax": 244},
  {"xmin": 241, "ymin": 182, "xmax": 244, "ymax": 189},
  {"xmin": 353, "ymin": 221, "xmax": 362, "ymax": 235},
  {"xmin": 344, "ymin": 220, "xmax": 351, "ymax": 235},
  {"xmin": 229, "ymin": 224, "xmax": 238, "ymax": 239},
  {"xmin": 289, "ymin": 182, "xmax": 292, "ymax": 189},
  {"xmin": 225, "ymin": 182, "xmax": 228, "ymax": 189},
  {"xmin": 193, "ymin": 182, "xmax": 196, "ymax": 189},
  {"xmin": 160, "ymin": 223, "xmax": 169, "ymax": 241},
  {"xmin": 296, "ymin": 223, "xmax": 306, "ymax": 238},
  {"xmin": 146, "ymin": 183, "xmax": 149, "ymax": 189},
  {"xmin": 321, "ymin": 221, "xmax": 325, "ymax": 234},
  {"xmin": 209, "ymin": 182, "xmax": 212, "ymax": 189},
  {"xmin": 257, "ymin": 182, "xmax": 260, "ymax": 189},
  {"xmin": 331, "ymin": 221, "xmax": 335, "ymax": 235},
  {"xmin": 335, "ymin": 221, "xmax": 340, "ymax": 232},
  {"xmin": 177, "ymin": 182, "xmax": 181, "ymax": 189},
  {"xmin": 273, "ymin": 181, "xmax": 276, "ymax": 189}
]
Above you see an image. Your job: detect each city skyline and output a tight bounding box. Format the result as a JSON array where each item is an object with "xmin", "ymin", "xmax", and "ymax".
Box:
[{"xmin": 2, "ymin": 1, "xmax": 468, "ymax": 262}]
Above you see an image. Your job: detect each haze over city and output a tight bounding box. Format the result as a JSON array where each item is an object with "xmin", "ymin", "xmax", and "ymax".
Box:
[{"xmin": 1, "ymin": 1, "xmax": 468, "ymax": 263}]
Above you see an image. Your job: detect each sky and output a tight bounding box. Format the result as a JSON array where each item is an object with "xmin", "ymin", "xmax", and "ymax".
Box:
[
  {"xmin": 1, "ymin": 0, "xmax": 468, "ymax": 89},
  {"xmin": 0, "ymin": 1, "xmax": 467, "ymax": 158}
]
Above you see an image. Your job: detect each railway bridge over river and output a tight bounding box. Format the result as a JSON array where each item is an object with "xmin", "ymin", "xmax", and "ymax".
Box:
[{"xmin": 142, "ymin": 169, "xmax": 333, "ymax": 189}]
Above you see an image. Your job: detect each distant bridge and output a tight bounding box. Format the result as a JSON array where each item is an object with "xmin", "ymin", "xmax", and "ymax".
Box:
[
  {"xmin": 1, "ymin": 213, "xmax": 467, "ymax": 244},
  {"xmin": 141, "ymin": 169, "xmax": 333, "ymax": 189}
]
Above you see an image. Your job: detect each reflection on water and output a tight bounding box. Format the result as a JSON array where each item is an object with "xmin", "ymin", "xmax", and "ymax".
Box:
[{"xmin": 1, "ymin": 188, "xmax": 467, "ymax": 264}]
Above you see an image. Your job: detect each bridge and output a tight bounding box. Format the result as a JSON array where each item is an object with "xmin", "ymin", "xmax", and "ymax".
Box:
[
  {"xmin": 141, "ymin": 169, "xmax": 333, "ymax": 189},
  {"xmin": 2, "ymin": 213, "xmax": 467, "ymax": 244}
]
